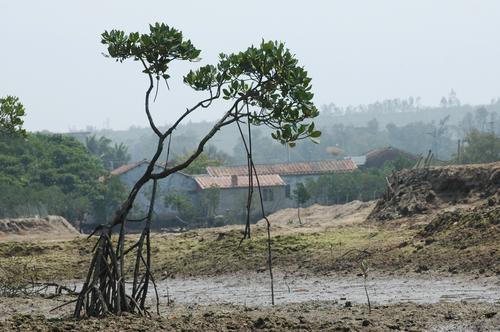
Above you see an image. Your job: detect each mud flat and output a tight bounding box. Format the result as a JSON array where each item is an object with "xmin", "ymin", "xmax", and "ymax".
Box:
[
  {"xmin": 157, "ymin": 272, "xmax": 500, "ymax": 307},
  {"xmin": 2, "ymin": 301, "xmax": 499, "ymax": 331},
  {"xmin": 1, "ymin": 273, "xmax": 499, "ymax": 328}
]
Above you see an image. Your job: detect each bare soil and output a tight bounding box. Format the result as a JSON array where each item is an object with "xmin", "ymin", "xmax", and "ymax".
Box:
[
  {"xmin": 255, "ymin": 200, "xmax": 374, "ymax": 230},
  {"xmin": 0, "ymin": 216, "xmax": 80, "ymax": 243}
]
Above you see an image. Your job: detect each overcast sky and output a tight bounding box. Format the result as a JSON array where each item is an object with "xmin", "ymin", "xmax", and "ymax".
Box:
[{"xmin": 2, "ymin": 1, "xmax": 500, "ymax": 132}]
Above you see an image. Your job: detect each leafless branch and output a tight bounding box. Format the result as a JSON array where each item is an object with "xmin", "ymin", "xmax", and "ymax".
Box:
[{"xmin": 139, "ymin": 58, "xmax": 162, "ymax": 137}]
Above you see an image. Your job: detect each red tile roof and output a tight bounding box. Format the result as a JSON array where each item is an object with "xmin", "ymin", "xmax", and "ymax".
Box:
[
  {"xmin": 206, "ymin": 160, "xmax": 357, "ymax": 177},
  {"xmin": 193, "ymin": 174, "xmax": 285, "ymax": 189},
  {"xmin": 109, "ymin": 159, "xmax": 172, "ymax": 176},
  {"xmin": 110, "ymin": 160, "xmax": 149, "ymax": 176}
]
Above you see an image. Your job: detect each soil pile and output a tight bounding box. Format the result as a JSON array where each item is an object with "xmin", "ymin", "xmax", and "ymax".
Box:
[
  {"xmin": 369, "ymin": 162, "xmax": 500, "ymax": 221},
  {"xmin": 420, "ymin": 205, "xmax": 500, "ymax": 237},
  {"xmin": 417, "ymin": 205, "xmax": 500, "ymax": 249},
  {"xmin": 256, "ymin": 200, "xmax": 374, "ymax": 230},
  {"xmin": 0, "ymin": 215, "xmax": 79, "ymax": 241}
]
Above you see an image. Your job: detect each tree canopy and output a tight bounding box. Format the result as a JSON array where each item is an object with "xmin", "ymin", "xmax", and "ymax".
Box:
[
  {"xmin": 101, "ymin": 23, "xmax": 320, "ymax": 146},
  {"xmin": 0, "ymin": 133, "xmax": 126, "ymax": 221},
  {"xmin": 0, "ymin": 96, "xmax": 26, "ymax": 136},
  {"xmin": 460, "ymin": 130, "xmax": 500, "ymax": 164},
  {"xmin": 183, "ymin": 39, "xmax": 320, "ymax": 145}
]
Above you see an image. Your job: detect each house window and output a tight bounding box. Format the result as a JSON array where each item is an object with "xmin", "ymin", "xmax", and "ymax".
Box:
[
  {"xmin": 263, "ymin": 188, "xmax": 274, "ymax": 202},
  {"xmin": 285, "ymin": 184, "xmax": 291, "ymax": 198}
]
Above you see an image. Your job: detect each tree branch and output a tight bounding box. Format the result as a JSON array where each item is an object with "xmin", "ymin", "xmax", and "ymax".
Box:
[
  {"xmin": 160, "ymin": 82, "xmax": 223, "ymax": 139},
  {"xmin": 139, "ymin": 58, "xmax": 162, "ymax": 137},
  {"xmin": 151, "ymin": 101, "xmax": 243, "ymax": 179}
]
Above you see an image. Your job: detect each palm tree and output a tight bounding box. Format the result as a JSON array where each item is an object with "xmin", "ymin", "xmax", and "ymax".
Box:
[{"xmin": 110, "ymin": 142, "xmax": 131, "ymax": 169}]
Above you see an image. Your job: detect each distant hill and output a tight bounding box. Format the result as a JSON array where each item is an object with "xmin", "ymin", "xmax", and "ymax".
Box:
[{"xmin": 66, "ymin": 99, "xmax": 500, "ymax": 164}]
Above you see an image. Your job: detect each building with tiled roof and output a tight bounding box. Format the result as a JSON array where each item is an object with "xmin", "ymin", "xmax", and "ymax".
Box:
[
  {"xmin": 193, "ymin": 174, "xmax": 285, "ymax": 189},
  {"xmin": 205, "ymin": 159, "xmax": 358, "ymax": 213},
  {"xmin": 109, "ymin": 159, "xmax": 151, "ymax": 176},
  {"xmin": 104, "ymin": 160, "xmax": 191, "ymax": 225},
  {"xmin": 109, "ymin": 159, "xmax": 177, "ymax": 176},
  {"xmin": 206, "ymin": 159, "xmax": 357, "ymax": 177},
  {"xmin": 105, "ymin": 158, "xmax": 358, "ymax": 228}
]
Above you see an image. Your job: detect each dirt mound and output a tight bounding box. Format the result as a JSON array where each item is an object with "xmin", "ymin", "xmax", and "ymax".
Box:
[
  {"xmin": 416, "ymin": 205, "xmax": 500, "ymax": 249},
  {"xmin": 369, "ymin": 162, "xmax": 500, "ymax": 221},
  {"xmin": 420, "ymin": 206, "xmax": 500, "ymax": 237},
  {"xmin": 0, "ymin": 216, "xmax": 79, "ymax": 242},
  {"xmin": 256, "ymin": 200, "xmax": 375, "ymax": 232}
]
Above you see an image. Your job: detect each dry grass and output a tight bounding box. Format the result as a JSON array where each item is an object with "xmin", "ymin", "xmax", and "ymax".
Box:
[
  {"xmin": 0, "ymin": 199, "xmax": 498, "ymax": 281},
  {"xmin": 0, "ymin": 216, "xmax": 497, "ymax": 283}
]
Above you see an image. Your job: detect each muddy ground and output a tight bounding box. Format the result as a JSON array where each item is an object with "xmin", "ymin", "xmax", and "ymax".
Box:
[
  {"xmin": 1, "ymin": 164, "xmax": 500, "ymax": 331},
  {"xmin": 0, "ymin": 215, "xmax": 498, "ymax": 330},
  {"xmin": 2, "ymin": 273, "xmax": 498, "ymax": 318},
  {"xmin": 0, "ymin": 299, "xmax": 499, "ymax": 331}
]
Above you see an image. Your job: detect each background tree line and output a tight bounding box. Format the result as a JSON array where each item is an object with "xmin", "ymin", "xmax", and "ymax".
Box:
[
  {"xmin": 303, "ymin": 157, "xmax": 414, "ymax": 206},
  {"xmin": 76, "ymin": 94, "xmax": 500, "ymax": 165},
  {"xmin": 0, "ymin": 132, "xmax": 126, "ymax": 222}
]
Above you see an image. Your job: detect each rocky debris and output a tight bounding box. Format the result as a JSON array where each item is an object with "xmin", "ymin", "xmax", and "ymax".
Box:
[{"xmin": 369, "ymin": 162, "xmax": 500, "ymax": 221}]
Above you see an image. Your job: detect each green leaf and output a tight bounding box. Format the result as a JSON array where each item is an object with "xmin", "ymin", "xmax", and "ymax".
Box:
[{"xmin": 310, "ymin": 130, "xmax": 321, "ymax": 138}]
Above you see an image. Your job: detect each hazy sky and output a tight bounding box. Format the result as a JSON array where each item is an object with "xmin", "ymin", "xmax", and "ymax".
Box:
[{"xmin": 2, "ymin": 1, "xmax": 500, "ymax": 132}]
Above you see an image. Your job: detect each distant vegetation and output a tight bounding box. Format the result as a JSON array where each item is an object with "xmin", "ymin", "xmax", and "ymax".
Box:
[
  {"xmin": 0, "ymin": 132, "xmax": 125, "ymax": 221},
  {"xmin": 175, "ymin": 147, "xmax": 229, "ymax": 175},
  {"xmin": 81, "ymin": 93, "xmax": 500, "ymax": 165},
  {"xmin": 0, "ymin": 96, "xmax": 26, "ymax": 136},
  {"xmin": 459, "ymin": 130, "xmax": 500, "ymax": 164},
  {"xmin": 305, "ymin": 157, "xmax": 414, "ymax": 205},
  {"xmin": 85, "ymin": 135, "xmax": 131, "ymax": 171}
]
